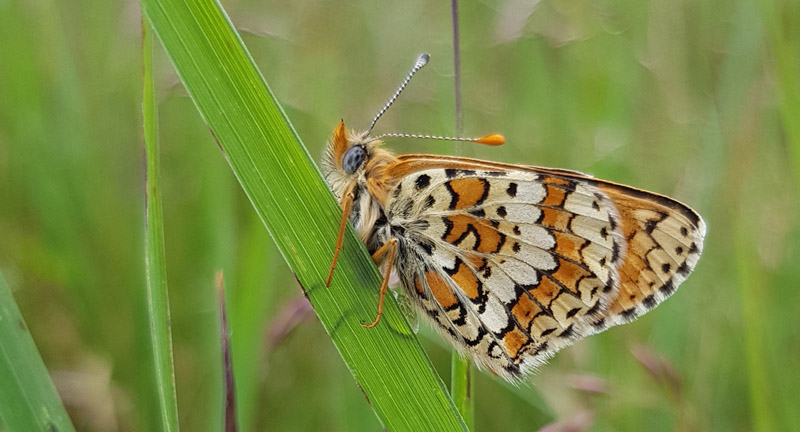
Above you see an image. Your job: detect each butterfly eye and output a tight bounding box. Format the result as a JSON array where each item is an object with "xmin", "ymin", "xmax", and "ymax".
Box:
[{"xmin": 342, "ymin": 145, "xmax": 367, "ymax": 174}]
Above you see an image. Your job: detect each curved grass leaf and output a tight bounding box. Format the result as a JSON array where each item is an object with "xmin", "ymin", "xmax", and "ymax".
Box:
[
  {"xmin": 142, "ymin": 17, "xmax": 180, "ymax": 432},
  {"xmin": 139, "ymin": 0, "xmax": 467, "ymax": 430},
  {"xmin": 0, "ymin": 273, "xmax": 75, "ymax": 432}
]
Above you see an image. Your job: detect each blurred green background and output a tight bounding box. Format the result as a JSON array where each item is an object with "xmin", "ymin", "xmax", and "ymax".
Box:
[{"xmin": 1, "ymin": 0, "xmax": 799, "ymax": 430}]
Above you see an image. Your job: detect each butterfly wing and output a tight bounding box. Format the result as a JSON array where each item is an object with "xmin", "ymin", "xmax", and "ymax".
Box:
[
  {"xmin": 383, "ymin": 156, "xmax": 705, "ymax": 380},
  {"xmin": 585, "ymin": 181, "xmax": 705, "ymax": 330}
]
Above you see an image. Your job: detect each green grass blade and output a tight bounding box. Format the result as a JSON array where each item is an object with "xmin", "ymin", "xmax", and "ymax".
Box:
[
  {"xmin": 142, "ymin": 16, "xmax": 181, "ymax": 432},
  {"xmin": 139, "ymin": 0, "xmax": 467, "ymax": 430},
  {"xmin": 0, "ymin": 273, "xmax": 75, "ymax": 432},
  {"xmin": 450, "ymin": 355, "xmax": 474, "ymax": 429}
]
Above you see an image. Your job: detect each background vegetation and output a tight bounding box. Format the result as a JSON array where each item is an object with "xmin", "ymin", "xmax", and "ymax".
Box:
[{"xmin": 1, "ymin": 0, "xmax": 799, "ymax": 430}]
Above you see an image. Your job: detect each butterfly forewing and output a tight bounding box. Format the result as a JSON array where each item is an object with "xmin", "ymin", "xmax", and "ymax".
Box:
[{"xmin": 585, "ymin": 182, "xmax": 706, "ymax": 332}]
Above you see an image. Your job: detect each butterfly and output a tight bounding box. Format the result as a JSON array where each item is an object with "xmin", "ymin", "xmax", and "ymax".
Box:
[{"xmin": 322, "ymin": 54, "xmax": 706, "ymax": 381}]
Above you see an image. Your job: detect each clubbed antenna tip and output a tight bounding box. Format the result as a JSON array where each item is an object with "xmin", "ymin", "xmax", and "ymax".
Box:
[
  {"xmin": 367, "ymin": 53, "xmax": 431, "ymax": 135},
  {"xmin": 375, "ymin": 132, "xmax": 506, "ymax": 146}
]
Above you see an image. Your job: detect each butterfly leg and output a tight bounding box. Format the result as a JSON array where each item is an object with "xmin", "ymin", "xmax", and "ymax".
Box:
[
  {"xmin": 325, "ymin": 184, "xmax": 356, "ymax": 287},
  {"xmin": 362, "ymin": 238, "xmax": 398, "ymax": 328}
]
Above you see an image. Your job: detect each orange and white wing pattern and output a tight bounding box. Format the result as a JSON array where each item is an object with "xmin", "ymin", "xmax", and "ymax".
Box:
[{"xmin": 382, "ymin": 165, "xmax": 705, "ymax": 380}]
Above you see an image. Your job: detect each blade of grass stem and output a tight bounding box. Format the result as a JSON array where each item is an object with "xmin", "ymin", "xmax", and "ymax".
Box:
[
  {"xmin": 139, "ymin": 0, "xmax": 467, "ymax": 430},
  {"xmin": 449, "ymin": 1, "xmax": 474, "ymax": 428},
  {"xmin": 216, "ymin": 272, "xmax": 238, "ymax": 432},
  {"xmin": 450, "ymin": 355, "xmax": 474, "ymax": 429},
  {"xmin": 0, "ymin": 273, "xmax": 75, "ymax": 432},
  {"xmin": 142, "ymin": 16, "xmax": 180, "ymax": 432}
]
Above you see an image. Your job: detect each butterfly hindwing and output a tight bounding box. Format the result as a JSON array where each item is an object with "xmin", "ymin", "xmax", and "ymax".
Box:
[{"xmin": 385, "ymin": 167, "xmax": 628, "ymax": 379}]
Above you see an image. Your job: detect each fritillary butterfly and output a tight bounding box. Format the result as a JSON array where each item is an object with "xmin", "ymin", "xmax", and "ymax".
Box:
[{"xmin": 323, "ymin": 54, "xmax": 705, "ymax": 380}]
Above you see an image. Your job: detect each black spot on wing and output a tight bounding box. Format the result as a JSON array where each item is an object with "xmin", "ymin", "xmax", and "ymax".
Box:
[
  {"xmin": 659, "ymin": 280, "xmax": 676, "ymax": 296},
  {"xmin": 620, "ymin": 308, "xmax": 637, "ymax": 319},
  {"xmin": 415, "ymin": 174, "xmax": 431, "ymax": 190},
  {"xmin": 559, "ymin": 324, "xmax": 575, "ymax": 339},
  {"xmin": 507, "ymin": 182, "xmax": 518, "ymax": 197}
]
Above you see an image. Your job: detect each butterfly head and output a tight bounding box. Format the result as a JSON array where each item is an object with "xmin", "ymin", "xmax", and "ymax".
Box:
[
  {"xmin": 321, "ymin": 120, "xmax": 398, "ymax": 200},
  {"xmin": 322, "ymin": 53, "xmax": 432, "ymax": 197}
]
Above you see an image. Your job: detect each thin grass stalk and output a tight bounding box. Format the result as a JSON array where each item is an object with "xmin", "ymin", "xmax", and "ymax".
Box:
[
  {"xmin": 0, "ymin": 273, "xmax": 75, "ymax": 432},
  {"xmin": 142, "ymin": 16, "xmax": 180, "ymax": 432},
  {"xmin": 449, "ymin": 1, "xmax": 474, "ymax": 429}
]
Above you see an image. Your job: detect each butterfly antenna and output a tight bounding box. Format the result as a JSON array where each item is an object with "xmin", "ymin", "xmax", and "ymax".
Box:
[
  {"xmin": 374, "ymin": 132, "xmax": 505, "ymax": 146},
  {"xmin": 367, "ymin": 53, "xmax": 430, "ymax": 136}
]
